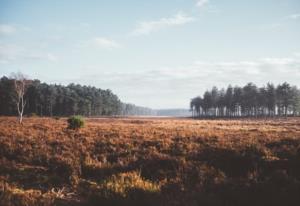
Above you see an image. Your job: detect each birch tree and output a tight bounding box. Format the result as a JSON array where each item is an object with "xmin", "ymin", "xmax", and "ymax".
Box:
[{"xmin": 11, "ymin": 72, "xmax": 30, "ymax": 124}]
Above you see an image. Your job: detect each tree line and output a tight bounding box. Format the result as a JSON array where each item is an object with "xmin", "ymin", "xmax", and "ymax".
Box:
[
  {"xmin": 0, "ymin": 75, "xmax": 152, "ymax": 117},
  {"xmin": 190, "ymin": 82, "xmax": 300, "ymax": 118},
  {"xmin": 121, "ymin": 103, "xmax": 157, "ymax": 116}
]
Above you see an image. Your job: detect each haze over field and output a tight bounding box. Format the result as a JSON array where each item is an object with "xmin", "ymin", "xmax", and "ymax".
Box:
[{"xmin": 1, "ymin": 0, "xmax": 300, "ymax": 109}]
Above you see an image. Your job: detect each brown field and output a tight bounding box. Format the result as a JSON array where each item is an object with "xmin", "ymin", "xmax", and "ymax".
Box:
[{"xmin": 1, "ymin": 117, "xmax": 300, "ymax": 206}]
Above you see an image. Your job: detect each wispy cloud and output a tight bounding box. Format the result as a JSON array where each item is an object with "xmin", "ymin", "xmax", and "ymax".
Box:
[
  {"xmin": 0, "ymin": 24, "xmax": 16, "ymax": 35},
  {"xmin": 0, "ymin": 43, "xmax": 58, "ymax": 64},
  {"xmin": 261, "ymin": 12, "xmax": 300, "ymax": 31},
  {"xmin": 25, "ymin": 53, "xmax": 58, "ymax": 62},
  {"xmin": 72, "ymin": 55, "xmax": 300, "ymax": 88},
  {"xmin": 76, "ymin": 37, "xmax": 121, "ymax": 50},
  {"xmin": 261, "ymin": 57, "xmax": 295, "ymax": 65},
  {"xmin": 286, "ymin": 13, "xmax": 300, "ymax": 20},
  {"xmin": 131, "ymin": 12, "xmax": 195, "ymax": 36},
  {"xmin": 196, "ymin": 0, "xmax": 209, "ymax": 8},
  {"xmin": 93, "ymin": 37, "xmax": 121, "ymax": 49},
  {"xmin": 60, "ymin": 54, "xmax": 300, "ymax": 108}
]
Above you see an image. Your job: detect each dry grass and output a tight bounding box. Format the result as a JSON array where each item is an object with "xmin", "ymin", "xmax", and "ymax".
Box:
[{"xmin": 0, "ymin": 116, "xmax": 300, "ymax": 206}]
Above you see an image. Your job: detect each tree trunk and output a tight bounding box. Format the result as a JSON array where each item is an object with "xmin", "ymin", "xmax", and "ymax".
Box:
[{"xmin": 19, "ymin": 114, "xmax": 23, "ymax": 124}]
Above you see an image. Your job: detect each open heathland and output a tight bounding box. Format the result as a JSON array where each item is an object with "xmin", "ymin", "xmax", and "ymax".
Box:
[{"xmin": 1, "ymin": 117, "xmax": 300, "ymax": 206}]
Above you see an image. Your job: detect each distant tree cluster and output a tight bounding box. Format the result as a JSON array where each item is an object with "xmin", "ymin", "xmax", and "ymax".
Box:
[
  {"xmin": 156, "ymin": 109, "xmax": 191, "ymax": 117},
  {"xmin": 121, "ymin": 103, "xmax": 157, "ymax": 116},
  {"xmin": 0, "ymin": 76, "xmax": 122, "ymax": 116},
  {"xmin": 190, "ymin": 82, "xmax": 300, "ymax": 117}
]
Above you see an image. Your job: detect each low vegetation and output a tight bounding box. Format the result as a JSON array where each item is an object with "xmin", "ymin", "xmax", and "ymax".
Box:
[
  {"xmin": 0, "ymin": 117, "xmax": 300, "ymax": 205},
  {"xmin": 67, "ymin": 116, "xmax": 85, "ymax": 130}
]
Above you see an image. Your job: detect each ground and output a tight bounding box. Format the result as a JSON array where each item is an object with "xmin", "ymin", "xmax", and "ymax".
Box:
[{"xmin": 0, "ymin": 116, "xmax": 300, "ymax": 206}]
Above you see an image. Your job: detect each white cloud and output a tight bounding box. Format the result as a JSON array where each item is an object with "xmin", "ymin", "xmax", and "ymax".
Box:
[
  {"xmin": 261, "ymin": 23, "xmax": 282, "ymax": 30},
  {"xmin": 25, "ymin": 53, "xmax": 58, "ymax": 62},
  {"xmin": 262, "ymin": 13, "xmax": 300, "ymax": 31},
  {"xmin": 196, "ymin": 0, "xmax": 209, "ymax": 8},
  {"xmin": 93, "ymin": 37, "xmax": 120, "ymax": 49},
  {"xmin": 0, "ymin": 24, "xmax": 16, "ymax": 35},
  {"xmin": 46, "ymin": 53, "xmax": 58, "ymax": 61},
  {"xmin": 261, "ymin": 57, "xmax": 295, "ymax": 65},
  {"xmin": 62, "ymin": 54, "xmax": 300, "ymax": 108},
  {"xmin": 293, "ymin": 52, "xmax": 300, "ymax": 57},
  {"xmin": 286, "ymin": 13, "xmax": 300, "ymax": 20},
  {"xmin": 0, "ymin": 43, "xmax": 58, "ymax": 64},
  {"xmin": 0, "ymin": 44, "xmax": 22, "ymax": 63},
  {"xmin": 78, "ymin": 56, "xmax": 300, "ymax": 87},
  {"xmin": 131, "ymin": 12, "xmax": 195, "ymax": 36}
]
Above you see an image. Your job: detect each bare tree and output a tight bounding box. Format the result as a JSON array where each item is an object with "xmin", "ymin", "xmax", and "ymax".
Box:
[{"xmin": 10, "ymin": 72, "xmax": 31, "ymax": 124}]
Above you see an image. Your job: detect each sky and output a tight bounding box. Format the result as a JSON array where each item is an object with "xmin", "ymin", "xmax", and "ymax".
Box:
[{"xmin": 0, "ymin": 0, "xmax": 300, "ymax": 109}]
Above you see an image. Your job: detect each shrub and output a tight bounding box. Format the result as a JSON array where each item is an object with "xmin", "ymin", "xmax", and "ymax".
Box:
[
  {"xmin": 53, "ymin": 116, "xmax": 60, "ymax": 120},
  {"xmin": 67, "ymin": 115, "xmax": 85, "ymax": 130},
  {"xmin": 100, "ymin": 171, "xmax": 160, "ymax": 198},
  {"xmin": 27, "ymin": 112, "xmax": 38, "ymax": 117}
]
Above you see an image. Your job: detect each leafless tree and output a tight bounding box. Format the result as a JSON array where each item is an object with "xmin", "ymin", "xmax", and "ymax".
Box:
[{"xmin": 10, "ymin": 72, "xmax": 31, "ymax": 124}]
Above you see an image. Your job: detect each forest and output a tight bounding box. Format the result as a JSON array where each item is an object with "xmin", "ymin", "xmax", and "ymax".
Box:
[
  {"xmin": 0, "ymin": 76, "xmax": 154, "ymax": 117},
  {"xmin": 2, "ymin": 76, "xmax": 300, "ymax": 118},
  {"xmin": 190, "ymin": 82, "xmax": 300, "ymax": 117}
]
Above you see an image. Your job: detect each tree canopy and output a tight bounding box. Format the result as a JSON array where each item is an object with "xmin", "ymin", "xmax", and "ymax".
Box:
[
  {"xmin": 0, "ymin": 76, "xmax": 152, "ymax": 117},
  {"xmin": 190, "ymin": 82, "xmax": 300, "ymax": 117}
]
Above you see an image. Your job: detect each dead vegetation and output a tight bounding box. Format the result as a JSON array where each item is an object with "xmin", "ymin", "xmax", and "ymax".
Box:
[{"xmin": 0, "ymin": 117, "xmax": 300, "ymax": 206}]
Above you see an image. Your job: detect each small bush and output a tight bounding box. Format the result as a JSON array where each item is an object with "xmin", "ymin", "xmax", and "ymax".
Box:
[
  {"xmin": 27, "ymin": 112, "xmax": 38, "ymax": 117},
  {"xmin": 67, "ymin": 115, "xmax": 85, "ymax": 130},
  {"xmin": 100, "ymin": 171, "xmax": 160, "ymax": 198},
  {"xmin": 53, "ymin": 116, "xmax": 60, "ymax": 120}
]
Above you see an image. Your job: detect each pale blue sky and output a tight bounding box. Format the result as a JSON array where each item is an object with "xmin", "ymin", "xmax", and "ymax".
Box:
[{"xmin": 0, "ymin": 0, "xmax": 300, "ymax": 108}]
